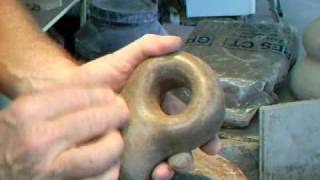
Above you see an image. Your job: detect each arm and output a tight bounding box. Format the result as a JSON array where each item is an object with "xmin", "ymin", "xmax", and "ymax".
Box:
[
  {"xmin": 0, "ymin": 1, "xmax": 220, "ymax": 179},
  {"xmin": 0, "ymin": 0, "xmax": 76, "ymax": 98}
]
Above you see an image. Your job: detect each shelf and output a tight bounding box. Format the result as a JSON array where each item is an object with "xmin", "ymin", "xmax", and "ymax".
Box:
[{"xmin": 29, "ymin": 0, "xmax": 80, "ymax": 31}]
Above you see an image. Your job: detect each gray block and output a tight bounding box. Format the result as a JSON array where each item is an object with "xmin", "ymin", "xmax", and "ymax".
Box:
[{"xmin": 260, "ymin": 100, "xmax": 320, "ymax": 180}]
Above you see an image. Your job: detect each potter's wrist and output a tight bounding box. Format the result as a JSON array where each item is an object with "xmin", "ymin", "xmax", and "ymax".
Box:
[{"xmin": 7, "ymin": 58, "xmax": 78, "ymax": 98}]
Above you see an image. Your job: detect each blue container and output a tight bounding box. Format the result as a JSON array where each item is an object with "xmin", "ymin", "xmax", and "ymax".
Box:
[{"xmin": 75, "ymin": 0, "xmax": 166, "ymax": 60}]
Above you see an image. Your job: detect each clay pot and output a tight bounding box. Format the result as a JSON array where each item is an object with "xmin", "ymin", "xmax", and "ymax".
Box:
[
  {"xmin": 120, "ymin": 52, "xmax": 225, "ymax": 179},
  {"xmin": 290, "ymin": 17, "xmax": 320, "ymax": 100}
]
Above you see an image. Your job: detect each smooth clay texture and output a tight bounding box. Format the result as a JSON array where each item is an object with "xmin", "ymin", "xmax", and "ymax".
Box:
[
  {"xmin": 119, "ymin": 52, "xmax": 225, "ymax": 180},
  {"xmin": 290, "ymin": 17, "xmax": 320, "ymax": 100}
]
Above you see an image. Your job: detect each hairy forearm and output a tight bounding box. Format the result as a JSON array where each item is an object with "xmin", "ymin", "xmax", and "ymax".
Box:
[{"xmin": 0, "ymin": 0, "xmax": 77, "ymax": 98}]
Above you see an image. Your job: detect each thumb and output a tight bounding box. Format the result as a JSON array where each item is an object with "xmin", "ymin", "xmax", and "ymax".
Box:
[
  {"xmin": 168, "ymin": 152, "xmax": 193, "ymax": 172},
  {"xmin": 79, "ymin": 35, "xmax": 182, "ymax": 91}
]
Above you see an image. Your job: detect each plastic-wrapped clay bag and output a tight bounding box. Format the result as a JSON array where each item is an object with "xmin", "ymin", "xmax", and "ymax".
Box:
[{"xmin": 175, "ymin": 20, "xmax": 298, "ymax": 128}]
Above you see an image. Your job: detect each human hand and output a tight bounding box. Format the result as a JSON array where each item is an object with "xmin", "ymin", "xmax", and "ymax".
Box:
[
  {"xmin": 0, "ymin": 86, "xmax": 128, "ymax": 180},
  {"xmin": 65, "ymin": 34, "xmax": 183, "ymax": 93},
  {"xmin": 9, "ymin": 34, "xmax": 221, "ymax": 179},
  {"xmin": 64, "ymin": 35, "xmax": 221, "ymax": 180}
]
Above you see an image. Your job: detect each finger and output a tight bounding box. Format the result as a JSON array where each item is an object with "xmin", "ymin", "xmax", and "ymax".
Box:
[
  {"xmin": 51, "ymin": 96, "xmax": 128, "ymax": 147},
  {"xmin": 168, "ymin": 152, "xmax": 193, "ymax": 172},
  {"xmin": 200, "ymin": 135, "xmax": 221, "ymax": 155},
  {"xmin": 111, "ymin": 34, "xmax": 182, "ymax": 70},
  {"xmin": 54, "ymin": 130, "xmax": 123, "ymax": 179},
  {"xmin": 161, "ymin": 92, "xmax": 186, "ymax": 115},
  {"xmin": 152, "ymin": 163, "xmax": 174, "ymax": 180},
  {"xmin": 79, "ymin": 35, "xmax": 182, "ymax": 91},
  {"xmin": 9, "ymin": 87, "xmax": 115, "ymax": 122},
  {"xmin": 81, "ymin": 161, "xmax": 120, "ymax": 180}
]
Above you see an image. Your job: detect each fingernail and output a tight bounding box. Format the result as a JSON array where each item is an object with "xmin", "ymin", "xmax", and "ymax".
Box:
[{"xmin": 168, "ymin": 152, "xmax": 193, "ymax": 172}]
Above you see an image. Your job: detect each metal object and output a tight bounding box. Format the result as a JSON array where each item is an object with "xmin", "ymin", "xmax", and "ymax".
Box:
[
  {"xmin": 268, "ymin": 0, "xmax": 284, "ymax": 22},
  {"xmin": 260, "ymin": 100, "xmax": 320, "ymax": 180},
  {"xmin": 120, "ymin": 52, "xmax": 225, "ymax": 179},
  {"xmin": 80, "ymin": 0, "xmax": 88, "ymax": 27}
]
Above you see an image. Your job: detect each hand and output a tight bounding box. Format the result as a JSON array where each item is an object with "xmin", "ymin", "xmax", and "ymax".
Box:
[
  {"xmin": 65, "ymin": 34, "xmax": 182, "ymax": 93},
  {"xmin": 0, "ymin": 86, "xmax": 128, "ymax": 179},
  {"xmin": 64, "ymin": 34, "xmax": 221, "ymax": 180},
  {"xmin": 6, "ymin": 34, "xmax": 220, "ymax": 179}
]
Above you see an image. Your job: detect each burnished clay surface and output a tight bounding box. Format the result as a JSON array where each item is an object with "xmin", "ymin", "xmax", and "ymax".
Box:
[{"xmin": 120, "ymin": 52, "xmax": 225, "ymax": 180}]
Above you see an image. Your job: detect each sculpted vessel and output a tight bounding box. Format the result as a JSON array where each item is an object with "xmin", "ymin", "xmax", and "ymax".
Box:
[{"xmin": 120, "ymin": 52, "xmax": 225, "ymax": 179}]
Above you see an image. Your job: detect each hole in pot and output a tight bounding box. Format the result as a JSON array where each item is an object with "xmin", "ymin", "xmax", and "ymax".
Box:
[
  {"xmin": 160, "ymin": 87, "xmax": 192, "ymax": 115},
  {"xmin": 147, "ymin": 66, "xmax": 193, "ymax": 116},
  {"xmin": 156, "ymin": 77, "xmax": 192, "ymax": 116}
]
